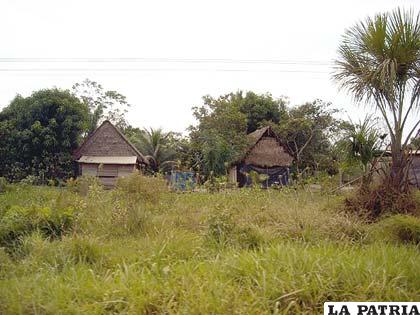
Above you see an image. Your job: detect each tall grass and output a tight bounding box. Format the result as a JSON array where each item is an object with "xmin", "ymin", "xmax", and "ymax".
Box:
[{"xmin": 0, "ymin": 178, "xmax": 419, "ymax": 314}]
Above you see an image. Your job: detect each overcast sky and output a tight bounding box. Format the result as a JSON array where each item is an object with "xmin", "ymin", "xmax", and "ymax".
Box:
[{"xmin": 1, "ymin": 0, "xmax": 419, "ymax": 134}]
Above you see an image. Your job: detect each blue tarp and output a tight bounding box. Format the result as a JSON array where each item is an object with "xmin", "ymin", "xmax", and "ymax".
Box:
[{"xmin": 170, "ymin": 171, "xmax": 196, "ymax": 191}]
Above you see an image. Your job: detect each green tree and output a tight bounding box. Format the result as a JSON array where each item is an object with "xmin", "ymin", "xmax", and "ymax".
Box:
[
  {"xmin": 0, "ymin": 89, "xmax": 88, "ymax": 181},
  {"xmin": 200, "ymin": 91, "xmax": 287, "ymax": 133},
  {"xmin": 273, "ymin": 100, "xmax": 339, "ymax": 174},
  {"xmin": 335, "ymin": 116, "xmax": 385, "ymax": 186},
  {"xmin": 131, "ymin": 128, "xmax": 177, "ymax": 173},
  {"xmin": 189, "ymin": 91, "xmax": 288, "ymax": 176},
  {"xmin": 334, "ymin": 8, "xmax": 420, "ymax": 192},
  {"xmin": 72, "ymin": 79, "xmax": 130, "ymax": 134}
]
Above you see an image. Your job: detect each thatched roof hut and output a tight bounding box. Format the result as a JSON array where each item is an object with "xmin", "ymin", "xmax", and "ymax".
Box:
[
  {"xmin": 73, "ymin": 120, "xmax": 147, "ymax": 187},
  {"xmin": 229, "ymin": 126, "xmax": 293, "ymax": 187}
]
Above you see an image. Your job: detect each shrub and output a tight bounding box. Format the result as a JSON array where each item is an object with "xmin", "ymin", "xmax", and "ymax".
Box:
[
  {"xmin": 20, "ymin": 175, "xmax": 41, "ymax": 186},
  {"xmin": 206, "ymin": 210, "xmax": 264, "ymax": 249},
  {"xmin": 0, "ymin": 177, "xmax": 9, "ymax": 193},
  {"xmin": 206, "ymin": 210, "xmax": 235, "ymax": 245},
  {"xmin": 67, "ymin": 176, "xmax": 103, "ymax": 196},
  {"xmin": 370, "ymin": 215, "xmax": 420, "ymax": 245},
  {"xmin": 115, "ymin": 171, "xmax": 167, "ymax": 204},
  {"xmin": 66, "ymin": 237, "xmax": 102, "ymax": 265},
  {"xmin": 0, "ymin": 204, "xmax": 77, "ymax": 248},
  {"xmin": 234, "ymin": 226, "xmax": 264, "ymax": 249},
  {"xmin": 17, "ymin": 233, "xmax": 104, "ymax": 268},
  {"xmin": 344, "ymin": 184, "xmax": 418, "ymax": 220}
]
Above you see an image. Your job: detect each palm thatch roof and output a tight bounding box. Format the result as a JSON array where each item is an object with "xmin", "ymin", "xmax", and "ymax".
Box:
[
  {"xmin": 73, "ymin": 120, "xmax": 148, "ymax": 165},
  {"xmin": 233, "ymin": 126, "xmax": 293, "ymax": 167}
]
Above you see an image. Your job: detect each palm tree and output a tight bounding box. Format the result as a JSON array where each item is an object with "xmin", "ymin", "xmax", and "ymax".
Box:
[
  {"xmin": 334, "ymin": 8, "xmax": 420, "ymax": 192},
  {"xmin": 337, "ymin": 116, "xmax": 384, "ymax": 187},
  {"xmin": 136, "ymin": 128, "xmax": 177, "ymax": 173}
]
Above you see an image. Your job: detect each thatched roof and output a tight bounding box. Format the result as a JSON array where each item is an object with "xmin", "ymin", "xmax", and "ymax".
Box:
[
  {"xmin": 234, "ymin": 126, "xmax": 293, "ymax": 167},
  {"xmin": 73, "ymin": 121, "xmax": 147, "ymax": 164}
]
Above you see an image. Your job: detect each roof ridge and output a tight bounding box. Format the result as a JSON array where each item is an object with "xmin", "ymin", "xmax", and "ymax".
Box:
[{"xmin": 73, "ymin": 120, "xmax": 148, "ymax": 164}]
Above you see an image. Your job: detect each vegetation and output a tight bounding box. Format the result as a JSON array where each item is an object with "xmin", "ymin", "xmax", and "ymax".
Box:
[
  {"xmin": 273, "ymin": 100, "xmax": 340, "ymax": 174},
  {"xmin": 190, "ymin": 92, "xmax": 345, "ymax": 177},
  {"xmin": 334, "ymin": 8, "xmax": 420, "ymax": 193},
  {"xmin": 0, "ymin": 89, "xmax": 88, "ymax": 182},
  {"xmin": 0, "ymin": 8, "xmax": 419, "ymax": 314},
  {"xmin": 72, "ymin": 79, "xmax": 130, "ymax": 134},
  {"xmin": 126, "ymin": 127, "xmax": 177, "ymax": 173},
  {"xmin": 0, "ymin": 179, "xmax": 419, "ymax": 314},
  {"xmin": 335, "ymin": 116, "xmax": 385, "ymax": 187}
]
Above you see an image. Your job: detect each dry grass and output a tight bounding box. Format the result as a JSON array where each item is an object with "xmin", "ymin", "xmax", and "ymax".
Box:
[{"xmin": 0, "ymin": 178, "xmax": 419, "ymax": 314}]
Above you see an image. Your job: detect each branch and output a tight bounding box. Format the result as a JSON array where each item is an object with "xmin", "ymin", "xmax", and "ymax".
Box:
[
  {"xmin": 297, "ymin": 128, "xmax": 315, "ymax": 156},
  {"xmin": 403, "ymin": 119, "xmax": 420, "ymax": 147}
]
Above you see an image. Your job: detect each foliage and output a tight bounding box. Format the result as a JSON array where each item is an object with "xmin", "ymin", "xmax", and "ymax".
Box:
[
  {"xmin": 206, "ymin": 209, "xmax": 263, "ymax": 249},
  {"xmin": 334, "ymin": 116, "xmax": 385, "ymax": 188},
  {"xmin": 338, "ymin": 116, "xmax": 383, "ymax": 170},
  {"xmin": 271, "ymin": 99, "xmax": 341, "ymax": 174},
  {"xmin": 190, "ymin": 91, "xmax": 288, "ymax": 176},
  {"xmin": 72, "ymin": 79, "xmax": 130, "ymax": 134},
  {"xmin": 66, "ymin": 175, "xmax": 103, "ymax": 196},
  {"xmin": 0, "ymin": 177, "xmax": 9, "ymax": 193},
  {"xmin": 115, "ymin": 171, "xmax": 168, "ymax": 205},
  {"xmin": 126, "ymin": 127, "xmax": 177, "ymax": 173},
  {"xmin": 0, "ymin": 204, "xmax": 77, "ymax": 249},
  {"xmin": 344, "ymin": 183, "xmax": 418, "ymax": 220},
  {"xmin": 0, "ymin": 186, "xmax": 419, "ymax": 313},
  {"xmin": 409, "ymin": 130, "xmax": 420, "ymax": 149},
  {"xmin": 0, "ymin": 89, "xmax": 88, "ymax": 181},
  {"xmin": 370, "ymin": 215, "xmax": 420, "ymax": 245},
  {"xmin": 334, "ymin": 8, "xmax": 420, "ymax": 192}
]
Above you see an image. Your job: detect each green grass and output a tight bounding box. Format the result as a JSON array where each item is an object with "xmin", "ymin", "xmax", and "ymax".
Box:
[{"xmin": 0, "ymin": 181, "xmax": 419, "ymax": 314}]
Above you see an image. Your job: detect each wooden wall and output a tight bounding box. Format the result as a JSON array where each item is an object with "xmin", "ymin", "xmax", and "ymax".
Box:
[{"xmin": 80, "ymin": 163, "xmax": 136, "ymax": 187}]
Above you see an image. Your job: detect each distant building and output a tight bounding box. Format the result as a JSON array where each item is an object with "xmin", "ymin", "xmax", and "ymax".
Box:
[
  {"xmin": 228, "ymin": 126, "xmax": 293, "ymax": 187},
  {"xmin": 73, "ymin": 120, "xmax": 148, "ymax": 187}
]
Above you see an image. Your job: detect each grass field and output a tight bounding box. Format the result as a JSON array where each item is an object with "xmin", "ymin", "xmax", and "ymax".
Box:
[{"xmin": 0, "ymin": 176, "xmax": 419, "ymax": 314}]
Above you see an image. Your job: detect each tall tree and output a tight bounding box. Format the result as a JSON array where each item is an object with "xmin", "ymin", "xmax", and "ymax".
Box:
[
  {"xmin": 273, "ymin": 100, "xmax": 339, "ymax": 173},
  {"xmin": 72, "ymin": 79, "xmax": 130, "ymax": 134},
  {"xmin": 0, "ymin": 89, "xmax": 88, "ymax": 181},
  {"xmin": 189, "ymin": 91, "xmax": 287, "ymax": 175},
  {"xmin": 334, "ymin": 8, "xmax": 420, "ymax": 192}
]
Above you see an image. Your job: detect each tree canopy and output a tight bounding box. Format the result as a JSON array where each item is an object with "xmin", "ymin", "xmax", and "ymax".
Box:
[
  {"xmin": 0, "ymin": 89, "xmax": 88, "ymax": 181},
  {"xmin": 72, "ymin": 79, "xmax": 130, "ymax": 134}
]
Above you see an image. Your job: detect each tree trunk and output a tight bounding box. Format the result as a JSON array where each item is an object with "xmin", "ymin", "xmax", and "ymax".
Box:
[{"xmin": 389, "ymin": 138, "xmax": 409, "ymax": 193}]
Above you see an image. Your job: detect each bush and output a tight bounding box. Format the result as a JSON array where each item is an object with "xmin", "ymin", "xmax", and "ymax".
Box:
[
  {"xmin": 115, "ymin": 171, "xmax": 167, "ymax": 204},
  {"xmin": 0, "ymin": 204, "xmax": 77, "ymax": 248},
  {"xmin": 370, "ymin": 215, "xmax": 420, "ymax": 245},
  {"xmin": 206, "ymin": 210, "xmax": 235, "ymax": 245},
  {"xmin": 66, "ymin": 237, "xmax": 102, "ymax": 265},
  {"xmin": 206, "ymin": 210, "xmax": 264, "ymax": 249},
  {"xmin": 67, "ymin": 176, "xmax": 103, "ymax": 196},
  {"xmin": 344, "ymin": 184, "xmax": 418, "ymax": 220},
  {"xmin": 0, "ymin": 177, "xmax": 9, "ymax": 193}
]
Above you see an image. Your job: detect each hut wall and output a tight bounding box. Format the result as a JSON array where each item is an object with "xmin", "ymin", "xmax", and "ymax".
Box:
[
  {"xmin": 117, "ymin": 165, "xmax": 136, "ymax": 177},
  {"xmin": 82, "ymin": 164, "xmax": 98, "ymax": 176},
  {"xmin": 80, "ymin": 163, "xmax": 136, "ymax": 187},
  {"xmin": 244, "ymin": 137, "xmax": 292, "ymax": 167}
]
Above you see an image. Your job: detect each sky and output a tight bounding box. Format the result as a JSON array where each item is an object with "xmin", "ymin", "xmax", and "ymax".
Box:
[{"xmin": 0, "ymin": 0, "xmax": 419, "ymax": 134}]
